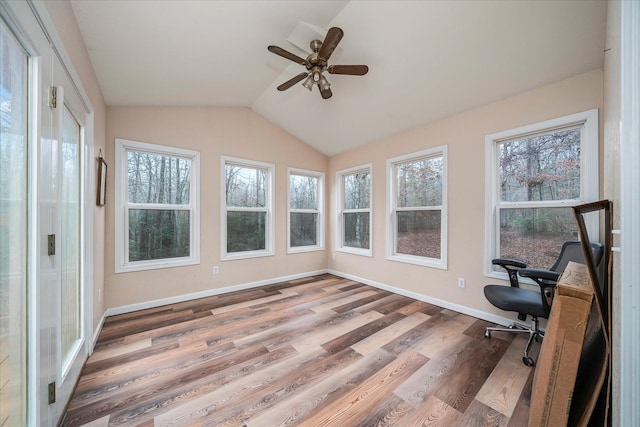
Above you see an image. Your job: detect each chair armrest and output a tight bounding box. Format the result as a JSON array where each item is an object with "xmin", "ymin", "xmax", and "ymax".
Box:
[
  {"xmin": 492, "ymin": 258, "xmax": 527, "ymax": 287},
  {"xmin": 518, "ymin": 268, "xmax": 560, "ymax": 283},
  {"xmin": 492, "ymin": 258, "xmax": 527, "ymax": 269}
]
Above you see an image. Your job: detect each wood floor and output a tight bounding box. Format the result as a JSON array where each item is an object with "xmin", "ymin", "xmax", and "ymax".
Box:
[{"xmin": 62, "ymin": 274, "xmax": 535, "ymax": 427}]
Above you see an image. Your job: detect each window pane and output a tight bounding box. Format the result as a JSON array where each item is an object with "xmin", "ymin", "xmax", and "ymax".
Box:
[
  {"xmin": 226, "ymin": 165, "xmax": 266, "ymax": 208},
  {"xmin": 0, "ymin": 20, "xmax": 28, "ymax": 425},
  {"xmin": 127, "ymin": 151, "xmax": 191, "ymax": 204},
  {"xmin": 343, "ymin": 212, "xmax": 369, "ymax": 249},
  {"xmin": 128, "ymin": 209, "xmax": 190, "ymax": 261},
  {"xmin": 498, "ymin": 128, "xmax": 581, "ymax": 202},
  {"xmin": 499, "ymin": 207, "xmax": 577, "ymax": 269},
  {"xmin": 396, "ymin": 210, "xmax": 441, "ymax": 258},
  {"xmin": 227, "ymin": 211, "xmax": 266, "ymax": 252},
  {"xmin": 290, "ymin": 174, "xmax": 317, "ymax": 210},
  {"xmin": 344, "ymin": 171, "xmax": 370, "ymax": 209},
  {"xmin": 61, "ymin": 107, "xmax": 81, "ymax": 368},
  {"xmin": 290, "ymin": 212, "xmax": 317, "ymax": 247},
  {"xmin": 396, "ymin": 156, "xmax": 443, "ymax": 207}
]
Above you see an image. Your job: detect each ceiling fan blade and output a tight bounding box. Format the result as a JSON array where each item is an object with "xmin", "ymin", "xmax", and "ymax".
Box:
[
  {"xmin": 277, "ymin": 72, "xmax": 308, "ymax": 91},
  {"xmin": 268, "ymin": 45, "xmax": 308, "ymax": 66},
  {"xmin": 327, "ymin": 65, "xmax": 369, "ymax": 76},
  {"xmin": 320, "ymin": 87, "xmax": 333, "ymax": 99},
  {"xmin": 318, "ymin": 27, "xmax": 343, "ymax": 62}
]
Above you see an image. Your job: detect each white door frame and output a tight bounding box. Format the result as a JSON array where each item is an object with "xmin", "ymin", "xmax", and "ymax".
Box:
[
  {"xmin": 619, "ymin": 1, "xmax": 640, "ymax": 425},
  {"xmin": 0, "ymin": 1, "xmax": 94, "ymax": 425}
]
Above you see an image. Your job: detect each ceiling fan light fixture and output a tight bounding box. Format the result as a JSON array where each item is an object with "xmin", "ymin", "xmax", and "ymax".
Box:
[
  {"xmin": 302, "ymin": 74, "xmax": 314, "ymax": 90},
  {"xmin": 319, "ymin": 75, "xmax": 331, "ymax": 91}
]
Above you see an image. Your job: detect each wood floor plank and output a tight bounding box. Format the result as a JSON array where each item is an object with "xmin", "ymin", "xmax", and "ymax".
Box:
[
  {"xmin": 86, "ymin": 338, "xmax": 152, "ymax": 364},
  {"xmin": 245, "ymin": 349, "xmax": 396, "ymax": 427},
  {"xmin": 195, "ymin": 348, "xmax": 364, "ymax": 426},
  {"xmin": 291, "ymin": 309, "xmax": 384, "ymax": 353},
  {"xmin": 299, "ymin": 349, "xmax": 428, "ymax": 426},
  {"xmin": 432, "ymin": 336, "xmax": 510, "ymax": 413},
  {"xmin": 310, "ymin": 290, "xmax": 379, "ymax": 313},
  {"xmin": 62, "ymin": 274, "xmax": 533, "ymax": 427},
  {"xmin": 65, "ymin": 343, "xmax": 271, "ymax": 426},
  {"xmin": 351, "ymin": 393, "xmax": 415, "ymax": 427},
  {"xmin": 475, "ymin": 334, "xmax": 533, "ymax": 417},
  {"xmin": 398, "ymin": 394, "xmax": 462, "ymax": 426},
  {"xmin": 321, "ymin": 311, "xmax": 406, "ymax": 354},
  {"xmin": 152, "ymin": 348, "xmax": 329, "ymax": 427},
  {"xmin": 455, "ymin": 399, "xmax": 510, "ymax": 427},
  {"xmin": 351, "ymin": 312, "xmax": 430, "ymax": 356}
]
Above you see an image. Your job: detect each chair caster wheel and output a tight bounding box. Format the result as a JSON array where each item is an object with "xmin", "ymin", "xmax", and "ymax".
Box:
[
  {"xmin": 523, "ymin": 356, "xmax": 535, "ymax": 366},
  {"xmin": 535, "ymin": 334, "xmax": 543, "ymax": 343},
  {"xmin": 485, "ymin": 330, "xmax": 491, "ymax": 338}
]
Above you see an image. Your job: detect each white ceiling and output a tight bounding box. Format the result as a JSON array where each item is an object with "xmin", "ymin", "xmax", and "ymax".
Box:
[{"xmin": 69, "ymin": 0, "xmax": 607, "ymax": 156}]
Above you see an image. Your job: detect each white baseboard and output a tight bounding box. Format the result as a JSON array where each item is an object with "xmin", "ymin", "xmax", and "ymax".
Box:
[
  {"xmin": 328, "ymin": 269, "xmax": 517, "ymax": 327},
  {"xmin": 103, "ymin": 269, "xmax": 329, "ymax": 318},
  {"xmin": 90, "ymin": 313, "xmax": 106, "ymax": 355}
]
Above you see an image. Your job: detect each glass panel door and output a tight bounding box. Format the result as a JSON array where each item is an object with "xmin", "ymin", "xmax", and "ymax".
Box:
[
  {"xmin": 0, "ymin": 18, "xmax": 28, "ymax": 426},
  {"xmin": 60, "ymin": 106, "xmax": 81, "ymax": 375}
]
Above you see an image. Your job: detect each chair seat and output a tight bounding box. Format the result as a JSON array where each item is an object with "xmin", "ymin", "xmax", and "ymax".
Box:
[{"xmin": 484, "ymin": 285, "xmax": 549, "ymax": 319}]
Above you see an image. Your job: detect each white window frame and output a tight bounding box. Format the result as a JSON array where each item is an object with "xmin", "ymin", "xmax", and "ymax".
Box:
[
  {"xmin": 336, "ymin": 164, "xmax": 373, "ymax": 257},
  {"xmin": 287, "ymin": 168, "xmax": 325, "ymax": 253},
  {"xmin": 221, "ymin": 156, "xmax": 275, "ymax": 261},
  {"xmin": 115, "ymin": 138, "xmax": 200, "ymax": 273},
  {"xmin": 484, "ymin": 109, "xmax": 599, "ymax": 279},
  {"xmin": 386, "ymin": 146, "xmax": 448, "ymax": 269}
]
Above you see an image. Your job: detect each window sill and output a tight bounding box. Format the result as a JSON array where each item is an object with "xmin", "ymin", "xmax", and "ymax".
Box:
[
  {"xmin": 387, "ymin": 254, "xmax": 447, "ymax": 270},
  {"xmin": 116, "ymin": 257, "xmax": 200, "ymax": 273},
  {"xmin": 287, "ymin": 245, "xmax": 324, "ymax": 254},
  {"xmin": 222, "ymin": 250, "xmax": 274, "ymax": 261},
  {"xmin": 336, "ymin": 247, "xmax": 373, "ymax": 257}
]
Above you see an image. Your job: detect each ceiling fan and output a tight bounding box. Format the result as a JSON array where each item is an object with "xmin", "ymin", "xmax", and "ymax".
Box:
[{"xmin": 268, "ymin": 27, "xmax": 369, "ymax": 99}]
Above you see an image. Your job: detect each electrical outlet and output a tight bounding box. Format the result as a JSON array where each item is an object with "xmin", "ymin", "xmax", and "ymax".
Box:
[
  {"xmin": 457, "ymin": 278, "xmax": 466, "ymax": 288},
  {"xmin": 213, "ymin": 266, "xmax": 219, "ymax": 275}
]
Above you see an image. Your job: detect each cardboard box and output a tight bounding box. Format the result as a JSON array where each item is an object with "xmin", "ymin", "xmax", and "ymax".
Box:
[{"xmin": 529, "ymin": 261, "xmax": 594, "ymax": 427}]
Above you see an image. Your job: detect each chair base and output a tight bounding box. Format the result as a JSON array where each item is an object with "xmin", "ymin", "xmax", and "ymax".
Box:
[{"xmin": 485, "ymin": 317, "xmax": 544, "ymax": 366}]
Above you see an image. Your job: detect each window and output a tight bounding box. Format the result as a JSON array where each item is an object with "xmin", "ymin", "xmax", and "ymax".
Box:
[
  {"xmin": 336, "ymin": 164, "xmax": 372, "ymax": 256},
  {"xmin": 0, "ymin": 19, "xmax": 28, "ymax": 424},
  {"xmin": 485, "ymin": 109, "xmax": 598, "ymax": 276},
  {"xmin": 387, "ymin": 147, "xmax": 448, "ymax": 269},
  {"xmin": 222, "ymin": 156, "xmax": 274, "ymax": 260},
  {"xmin": 288, "ymin": 168, "xmax": 324, "ymax": 253},
  {"xmin": 115, "ymin": 139, "xmax": 200, "ymax": 272}
]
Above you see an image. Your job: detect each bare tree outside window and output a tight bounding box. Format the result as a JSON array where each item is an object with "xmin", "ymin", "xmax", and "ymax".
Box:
[
  {"xmin": 394, "ymin": 155, "xmax": 443, "ymax": 259},
  {"xmin": 340, "ymin": 169, "xmax": 371, "ymax": 250},
  {"xmin": 497, "ymin": 127, "xmax": 582, "ymax": 268},
  {"xmin": 125, "ymin": 150, "xmax": 193, "ymax": 263},
  {"xmin": 225, "ymin": 163, "xmax": 270, "ymax": 254},
  {"xmin": 289, "ymin": 173, "xmax": 320, "ymax": 248}
]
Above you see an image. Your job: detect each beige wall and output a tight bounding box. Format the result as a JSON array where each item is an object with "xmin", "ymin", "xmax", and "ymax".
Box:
[
  {"xmin": 328, "ymin": 69, "xmax": 604, "ymax": 318},
  {"xmin": 104, "ymin": 107, "xmax": 328, "ymax": 308},
  {"xmin": 44, "ymin": 0, "xmax": 107, "ymax": 332}
]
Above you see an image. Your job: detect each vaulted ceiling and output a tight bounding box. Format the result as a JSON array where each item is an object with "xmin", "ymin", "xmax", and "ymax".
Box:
[{"xmin": 69, "ymin": 0, "xmax": 607, "ymax": 156}]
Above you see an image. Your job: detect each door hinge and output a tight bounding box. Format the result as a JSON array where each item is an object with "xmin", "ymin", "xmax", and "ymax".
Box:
[
  {"xmin": 47, "ymin": 234, "xmax": 55, "ymax": 256},
  {"xmin": 48, "ymin": 381, "xmax": 56, "ymax": 404},
  {"xmin": 48, "ymin": 86, "xmax": 57, "ymax": 108}
]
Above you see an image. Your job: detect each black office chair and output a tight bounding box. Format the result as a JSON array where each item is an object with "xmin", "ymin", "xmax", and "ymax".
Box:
[{"xmin": 484, "ymin": 240, "xmax": 604, "ymax": 366}]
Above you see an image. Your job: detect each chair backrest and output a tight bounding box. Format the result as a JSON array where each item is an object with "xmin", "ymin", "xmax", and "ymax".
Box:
[{"xmin": 549, "ymin": 241, "xmax": 605, "ymax": 273}]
